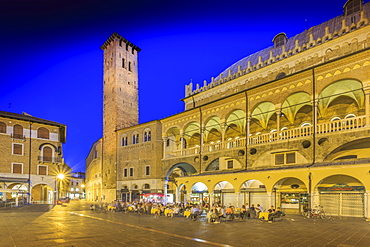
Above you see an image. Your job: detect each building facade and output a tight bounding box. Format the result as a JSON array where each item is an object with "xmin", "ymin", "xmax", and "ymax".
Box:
[
  {"xmin": 0, "ymin": 111, "xmax": 68, "ymax": 206},
  {"xmin": 86, "ymin": 0, "xmax": 370, "ymax": 219}
]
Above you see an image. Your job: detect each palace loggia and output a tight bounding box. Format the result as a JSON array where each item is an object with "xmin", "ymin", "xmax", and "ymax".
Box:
[{"xmin": 86, "ymin": 0, "xmax": 370, "ymax": 219}]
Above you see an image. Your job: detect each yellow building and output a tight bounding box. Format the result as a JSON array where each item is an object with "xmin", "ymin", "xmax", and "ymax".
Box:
[
  {"xmin": 0, "ymin": 111, "xmax": 69, "ymax": 206},
  {"xmin": 86, "ymin": 0, "xmax": 370, "ymax": 219}
]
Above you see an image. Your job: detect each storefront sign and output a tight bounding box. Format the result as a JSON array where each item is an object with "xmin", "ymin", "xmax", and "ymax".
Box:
[{"xmin": 318, "ymin": 183, "xmax": 364, "ymax": 192}]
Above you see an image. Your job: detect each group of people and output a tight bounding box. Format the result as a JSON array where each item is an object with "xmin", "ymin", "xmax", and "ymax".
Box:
[{"xmin": 89, "ymin": 200, "xmax": 284, "ymax": 223}]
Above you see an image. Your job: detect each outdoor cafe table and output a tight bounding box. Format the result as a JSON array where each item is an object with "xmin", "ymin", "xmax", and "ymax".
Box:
[
  {"xmin": 259, "ymin": 212, "xmax": 269, "ymax": 220},
  {"xmin": 164, "ymin": 209, "xmax": 171, "ymax": 216},
  {"xmin": 183, "ymin": 210, "xmax": 191, "ymax": 218},
  {"xmin": 151, "ymin": 208, "xmax": 159, "ymax": 214}
]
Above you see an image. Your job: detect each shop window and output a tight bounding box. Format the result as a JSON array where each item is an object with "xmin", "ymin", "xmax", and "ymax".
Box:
[
  {"xmin": 0, "ymin": 122, "xmax": 6, "ymax": 133},
  {"xmin": 13, "ymin": 143, "xmax": 23, "ymax": 155},
  {"xmin": 38, "ymin": 165, "xmax": 47, "ymax": 175},
  {"xmin": 37, "ymin": 127, "xmax": 49, "ymax": 139},
  {"xmin": 12, "ymin": 163, "xmax": 22, "ymax": 174},
  {"xmin": 275, "ymin": 152, "xmax": 296, "ymax": 165},
  {"xmin": 145, "ymin": 165, "xmax": 150, "ymax": 176}
]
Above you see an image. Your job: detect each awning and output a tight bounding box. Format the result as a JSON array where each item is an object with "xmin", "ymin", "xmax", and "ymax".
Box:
[{"xmin": 140, "ymin": 193, "xmax": 164, "ymax": 197}]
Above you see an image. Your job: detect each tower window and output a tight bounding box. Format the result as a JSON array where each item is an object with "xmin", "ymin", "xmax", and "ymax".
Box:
[
  {"xmin": 129, "ymin": 167, "xmax": 134, "ymax": 177},
  {"xmin": 124, "ymin": 168, "xmax": 128, "ymax": 177},
  {"xmin": 122, "ymin": 58, "xmax": 125, "ymax": 68},
  {"xmin": 145, "ymin": 166, "xmax": 150, "ymax": 176},
  {"xmin": 128, "ymin": 62, "xmax": 132, "ymax": 71},
  {"xmin": 126, "ymin": 43, "xmax": 129, "ymax": 51},
  {"xmin": 132, "ymin": 47, "xmax": 135, "ymax": 54}
]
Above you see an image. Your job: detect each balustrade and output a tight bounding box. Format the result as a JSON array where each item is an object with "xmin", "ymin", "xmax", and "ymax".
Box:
[{"xmin": 164, "ymin": 115, "xmax": 367, "ymax": 158}]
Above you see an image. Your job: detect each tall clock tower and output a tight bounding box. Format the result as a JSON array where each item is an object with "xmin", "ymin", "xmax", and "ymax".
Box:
[{"xmin": 100, "ymin": 33, "xmax": 141, "ymax": 201}]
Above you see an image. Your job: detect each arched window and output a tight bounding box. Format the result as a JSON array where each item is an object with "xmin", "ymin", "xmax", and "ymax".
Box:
[
  {"xmin": 13, "ymin": 124, "xmax": 23, "ymax": 139},
  {"xmin": 144, "ymin": 184, "xmax": 150, "ymax": 189},
  {"xmin": 37, "ymin": 127, "xmax": 49, "ymax": 139},
  {"xmin": 122, "ymin": 135, "xmax": 128, "ymax": 146},
  {"xmin": 43, "ymin": 146, "xmax": 53, "ymax": 162},
  {"xmin": 276, "ymin": 72, "xmax": 286, "ymax": 80},
  {"xmin": 132, "ymin": 133, "xmax": 139, "ymax": 144},
  {"xmin": 344, "ymin": 0, "xmax": 362, "ymax": 16},
  {"xmin": 0, "ymin": 122, "xmax": 6, "ymax": 133},
  {"xmin": 273, "ymin": 33, "xmax": 287, "ymax": 48},
  {"xmin": 143, "ymin": 130, "xmax": 152, "ymax": 142}
]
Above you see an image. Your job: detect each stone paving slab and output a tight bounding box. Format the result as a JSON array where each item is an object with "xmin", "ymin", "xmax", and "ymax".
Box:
[{"xmin": 1, "ymin": 201, "xmax": 370, "ymax": 247}]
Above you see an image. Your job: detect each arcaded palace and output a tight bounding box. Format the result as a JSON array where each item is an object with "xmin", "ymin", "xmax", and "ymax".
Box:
[
  {"xmin": 0, "ymin": 111, "xmax": 69, "ymax": 205},
  {"xmin": 86, "ymin": 0, "xmax": 370, "ymax": 219}
]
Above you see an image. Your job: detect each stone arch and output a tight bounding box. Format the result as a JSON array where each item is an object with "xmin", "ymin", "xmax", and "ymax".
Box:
[
  {"xmin": 318, "ymin": 79, "xmax": 364, "ymax": 118},
  {"xmin": 315, "ymin": 174, "xmax": 365, "ymax": 217},
  {"xmin": 32, "ymin": 183, "xmax": 53, "ymax": 204},
  {"xmin": 240, "ymin": 179, "xmax": 268, "ymax": 210},
  {"xmin": 323, "ymin": 137, "xmax": 370, "ymax": 161},
  {"xmin": 183, "ymin": 122, "xmax": 200, "ymax": 148},
  {"xmin": 225, "ymin": 109, "xmax": 246, "ymax": 137},
  {"xmin": 281, "ymin": 91, "xmax": 312, "ymax": 125},
  {"xmin": 166, "ymin": 162, "xmax": 197, "ymax": 180},
  {"xmin": 204, "ymin": 116, "xmax": 222, "ymax": 143},
  {"xmin": 250, "ymin": 101, "xmax": 275, "ymax": 131},
  {"xmin": 189, "ymin": 182, "xmax": 209, "ymax": 205},
  {"xmin": 213, "ymin": 181, "xmax": 235, "ymax": 206},
  {"xmin": 273, "ymin": 177, "xmax": 308, "ymax": 214}
]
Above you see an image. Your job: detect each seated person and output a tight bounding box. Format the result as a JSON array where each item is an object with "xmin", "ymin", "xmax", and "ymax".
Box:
[{"xmin": 268, "ymin": 207, "xmax": 283, "ymax": 222}]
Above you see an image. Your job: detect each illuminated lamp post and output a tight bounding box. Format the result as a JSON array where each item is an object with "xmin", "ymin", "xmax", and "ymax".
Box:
[{"xmin": 55, "ymin": 173, "xmax": 65, "ymax": 204}]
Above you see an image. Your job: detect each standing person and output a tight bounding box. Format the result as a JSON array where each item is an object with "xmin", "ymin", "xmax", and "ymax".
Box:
[
  {"xmin": 241, "ymin": 205, "xmax": 246, "ymax": 219},
  {"xmin": 245, "ymin": 203, "xmax": 250, "ymax": 219},
  {"xmin": 250, "ymin": 204, "xmax": 256, "ymax": 218}
]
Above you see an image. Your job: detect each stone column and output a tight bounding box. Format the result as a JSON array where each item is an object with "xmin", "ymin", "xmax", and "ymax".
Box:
[
  {"xmin": 200, "ymin": 125, "xmax": 205, "ymax": 153},
  {"xmin": 164, "ymin": 179, "xmax": 168, "ymax": 205},
  {"xmin": 221, "ymin": 120, "xmax": 226, "ymax": 149},
  {"xmin": 246, "ymin": 116, "xmax": 251, "ymax": 145},
  {"xmin": 365, "ymin": 89, "xmax": 370, "ymax": 126},
  {"xmin": 267, "ymin": 191, "xmax": 272, "ymax": 208},
  {"xmin": 235, "ymin": 192, "xmax": 240, "ymax": 208},
  {"xmin": 162, "ymin": 137, "xmax": 167, "ymax": 158},
  {"xmin": 364, "ymin": 191, "xmax": 370, "ymax": 221},
  {"xmin": 180, "ymin": 131, "xmax": 184, "ymax": 155}
]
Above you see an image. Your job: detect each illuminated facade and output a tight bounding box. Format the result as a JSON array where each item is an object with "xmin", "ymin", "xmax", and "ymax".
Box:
[
  {"xmin": 86, "ymin": 0, "xmax": 370, "ymax": 219},
  {"xmin": 0, "ymin": 111, "xmax": 68, "ymax": 205}
]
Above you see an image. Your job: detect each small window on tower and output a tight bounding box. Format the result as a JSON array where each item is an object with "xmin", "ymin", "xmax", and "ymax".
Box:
[
  {"xmin": 128, "ymin": 62, "xmax": 132, "ymax": 71},
  {"xmin": 132, "ymin": 47, "xmax": 135, "ymax": 54},
  {"xmin": 122, "ymin": 58, "xmax": 125, "ymax": 68},
  {"xmin": 126, "ymin": 43, "xmax": 129, "ymax": 51}
]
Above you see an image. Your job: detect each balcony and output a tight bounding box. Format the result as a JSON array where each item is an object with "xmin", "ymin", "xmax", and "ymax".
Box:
[
  {"xmin": 164, "ymin": 115, "xmax": 367, "ymax": 159},
  {"xmin": 38, "ymin": 156, "xmax": 62, "ymax": 163}
]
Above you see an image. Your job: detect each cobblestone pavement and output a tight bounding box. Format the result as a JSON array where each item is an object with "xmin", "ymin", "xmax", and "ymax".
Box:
[{"xmin": 1, "ymin": 200, "xmax": 370, "ymax": 247}]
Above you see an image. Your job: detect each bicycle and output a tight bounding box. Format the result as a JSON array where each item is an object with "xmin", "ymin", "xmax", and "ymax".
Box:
[{"xmin": 302, "ymin": 205, "xmax": 332, "ymax": 220}]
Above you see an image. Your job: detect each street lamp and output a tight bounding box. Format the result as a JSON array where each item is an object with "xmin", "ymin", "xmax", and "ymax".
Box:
[{"xmin": 55, "ymin": 173, "xmax": 65, "ymax": 204}]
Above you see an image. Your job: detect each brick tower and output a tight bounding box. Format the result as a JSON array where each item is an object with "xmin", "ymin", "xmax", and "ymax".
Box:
[{"xmin": 100, "ymin": 33, "xmax": 141, "ymax": 201}]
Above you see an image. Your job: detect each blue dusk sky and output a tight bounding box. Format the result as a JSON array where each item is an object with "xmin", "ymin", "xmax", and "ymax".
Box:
[{"xmin": 1, "ymin": 0, "xmax": 356, "ymax": 172}]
